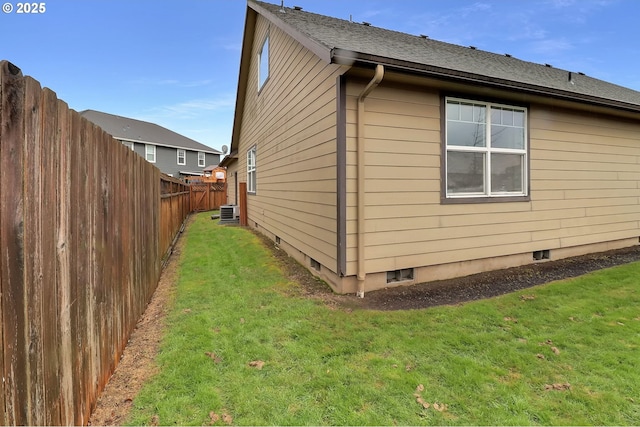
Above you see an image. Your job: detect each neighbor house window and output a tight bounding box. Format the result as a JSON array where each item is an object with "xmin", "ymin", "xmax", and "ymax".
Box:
[
  {"xmin": 247, "ymin": 146, "xmax": 256, "ymax": 193},
  {"xmin": 122, "ymin": 141, "xmax": 134, "ymax": 150},
  {"xmin": 145, "ymin": 144, "xmax": 156, "ymax": 163},
  {"xmin": 258, "ymin": 34, "xmax": 269, "ymax": 90},
  {"xmin": 198, "ymin": 152, "xmax": 206, "ymax": 167},
  {"xmin": 177, "ymin": 149, "xmax": 186, "ymax": 165},
  {"xmin": 445, "ymin": 97, "xmax": 527, "ymax": 198}
]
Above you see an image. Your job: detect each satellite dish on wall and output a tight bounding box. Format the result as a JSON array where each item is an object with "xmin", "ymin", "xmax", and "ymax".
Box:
[{"xmin": 221, "ymin": 145, "xmax": 229, "ymax": 154}]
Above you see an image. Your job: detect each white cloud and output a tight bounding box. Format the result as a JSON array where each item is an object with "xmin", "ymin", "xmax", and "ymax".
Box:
[
  {"xmin": 128, "ymin": 78, "xmax": 213, "ymax": 88},
  {"xmin": 460, "ymin": 2, "xmax": 492, "ymax": 16},
  {"xmin": 137, "ymin": 95, "xmax": 236, "ymax": 121},
  {"xmin": 529, "ymin": 38, "xmax": 574, "ymax": 55},
  {"xmin": 222, "ymin": 42, "xmax": 242, "ymax": 51}
]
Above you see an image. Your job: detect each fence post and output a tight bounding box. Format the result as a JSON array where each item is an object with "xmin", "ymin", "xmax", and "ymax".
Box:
[{"xmin": 239, "ymin": 182, "xmax": 248, "ymax": 226}]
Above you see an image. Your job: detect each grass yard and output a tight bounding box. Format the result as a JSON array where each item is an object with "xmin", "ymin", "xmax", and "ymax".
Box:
[{"xmin": 126, "ymin": 212, "xmax": 640, "ymax": 426}]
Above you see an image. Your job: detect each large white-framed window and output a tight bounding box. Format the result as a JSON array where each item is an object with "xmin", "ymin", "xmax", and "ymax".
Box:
[
  {"xmin": 198, "ymin": 152, "xmax": 206, "ymax": 167},
  {"xmin": 258, "ymin": 33, "xmax": 269, "ymax": 91},
  {"xmin": 445, "ymin": 97, "xmax": 527, "ymax": 199},
  {"xmin": 177, "ymin": 149, "xmax": 186, "ymax": 165},
  {"xmin": 247, "ymin": 146, "xmax": 256, "ymax": 194},
  {"xmin": 145, "ymin": 144, "xmax": 156, "ymax": 163}
]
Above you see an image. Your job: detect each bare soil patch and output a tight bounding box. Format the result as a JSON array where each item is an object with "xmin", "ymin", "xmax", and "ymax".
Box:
[
  {"xmin": 89, "ymin": 221, "xmax": 640, "ymax": 425},
  {"xmin": 88, "ymin": 222, "xmax": 185, "ymax": 426}
]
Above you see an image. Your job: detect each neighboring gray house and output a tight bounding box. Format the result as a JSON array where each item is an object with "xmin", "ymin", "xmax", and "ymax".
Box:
[{"xmin": 81, "ymin": 109, "xmax": 222, "ymax": 178}]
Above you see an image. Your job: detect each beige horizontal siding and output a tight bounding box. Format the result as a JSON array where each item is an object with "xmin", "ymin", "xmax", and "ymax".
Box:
[
  {"xmin": 235, "ymin": 15, "xmax": 345, "ymax": 272},
  {"xmin": 344, "ymin": 79, "xmax": 640, "ymax": 277}
]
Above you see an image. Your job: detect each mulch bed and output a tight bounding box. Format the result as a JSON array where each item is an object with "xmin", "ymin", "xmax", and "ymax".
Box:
[{"xmin": 266, "ymin": 235, "xmax": 640, "ymax": 311}]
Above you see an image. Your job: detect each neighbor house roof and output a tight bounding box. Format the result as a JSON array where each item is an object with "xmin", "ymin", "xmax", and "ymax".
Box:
[
  {"xmin": 81, "ymin": 109, "xmax": 221, "ymax": 154},
  {"xmin": 249, "ymin": 0, "xmax": 640, "ymax": 112}
]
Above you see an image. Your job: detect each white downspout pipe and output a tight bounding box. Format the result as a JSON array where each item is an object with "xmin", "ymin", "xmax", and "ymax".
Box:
[{"xmin": 356, "ymin": 64, "xmax": 384, "ymax": 298}]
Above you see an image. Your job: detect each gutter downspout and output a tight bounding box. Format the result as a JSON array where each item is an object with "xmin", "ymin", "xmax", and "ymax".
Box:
[{"xmin": 356, "ymin": 64, "xmax": 384, "ymax": 298}]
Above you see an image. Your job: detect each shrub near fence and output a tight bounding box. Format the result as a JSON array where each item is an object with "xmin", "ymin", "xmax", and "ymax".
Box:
[{"xmin": 0, "ymin": 60, "xmax": 190, "ymax": 425}]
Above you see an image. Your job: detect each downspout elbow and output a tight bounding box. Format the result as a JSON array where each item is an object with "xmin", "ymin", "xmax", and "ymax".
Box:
[
  {"xmin": 356, "ymin": 65, "xmax": 384, "ymax": 298},
  {"xmin": 358, "ymin": 65, "xmax": 385, "ymax": 102}
]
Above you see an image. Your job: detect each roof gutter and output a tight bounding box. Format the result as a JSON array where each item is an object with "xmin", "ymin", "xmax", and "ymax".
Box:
[
  {"xmin": 356, "ymin": 64, "xmax": 384, "ymax": 298},
  {"xmin": 332, "ymin": 49, "xmax": 640, "ymax": 115}
]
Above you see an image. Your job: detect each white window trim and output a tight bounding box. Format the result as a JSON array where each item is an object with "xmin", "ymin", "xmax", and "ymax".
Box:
[
  {"xmin": 258, "ymin": 34, "xmax": 269, "ymax": 91},
  {"xmin": 145, "ymin": 144, "xmax": 156, "ymax": 163},
  {"xmin": 122, "ymin": 141, "xmax": 134, "ymax": 150},
  {"xmin": 445, "ymin": 97, "xmax": 528, "ymax": 199},
  {"xmin": 177, "ymin": 149, "xmax": 186, "ymax": 166},
  {"xmin": 198, "ymin": 152, "xmax": 206, "ymax": 167},
  {"xmin": 247, "ymin": 146, "xmax": 256, "ymax": 194}
]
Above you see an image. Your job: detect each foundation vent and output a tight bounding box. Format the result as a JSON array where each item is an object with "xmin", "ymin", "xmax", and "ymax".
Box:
[
  {"xmin": 387, "ymin": 268, "xmax": 414, "ymax": 283},
  {"xmin": 533, "ymin": 249, "xmax": 550, "ymax": 261}
]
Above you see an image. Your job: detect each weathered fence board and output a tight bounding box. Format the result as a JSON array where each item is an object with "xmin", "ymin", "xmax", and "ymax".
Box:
[
  {"xmin": 1, "ymin": 59, "xmax": 27, "ymax": 427},
  {"xmin": 0, "ymin": 60, "xmax": 191, "ymax": 425}
]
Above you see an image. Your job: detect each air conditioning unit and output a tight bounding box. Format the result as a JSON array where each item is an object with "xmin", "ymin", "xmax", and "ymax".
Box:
[{"xmin": 219, "ymin": 205, "xmax": 240, "ymax": 224}]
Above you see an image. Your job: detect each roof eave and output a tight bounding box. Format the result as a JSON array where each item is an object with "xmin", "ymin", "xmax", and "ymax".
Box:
[
  {"xmin": 332, "ymin": 48, "xmax": 640, "ymax": 114},
  {"xmin": 219, "ymin": 150, "xmax": 238, "ymax": 168},
  {"xmin": 249, "ymin": 1, "xmax": 332, "ymax": 63},
  {"xmin": 230, "ymin": 1, "xmax": 334, "ymax": 156},
  {"xmin": 229, "ymin": 7, "xmax": 256, "ymax": 158}
]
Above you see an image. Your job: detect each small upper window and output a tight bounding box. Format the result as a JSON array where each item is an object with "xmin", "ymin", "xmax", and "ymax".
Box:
[
  {"xmin": 177, "ymin": 149, "xmax": 186, "ymax": 165},
  {"xmin": 258, "ymin": 34, "xmax": 269, "ymax": 90},
  {"xmin": 145, "ymin": 144, "xmax": 156, "ymax": 163},
  {"xmin": 445, "ymin": 97, "xmax": 527, "ymax": 199},
  {"xmin": 198, "ymin": 152, "xmax": 206, "ymax": 167},
  {"xmin": 122, "ymin": 141, "xmax": 134, "ymax": 150}
]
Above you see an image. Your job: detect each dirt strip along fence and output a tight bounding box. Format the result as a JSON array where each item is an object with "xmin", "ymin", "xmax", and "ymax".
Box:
[{"xmin": 0, "ymin": 60, "xmax": 190, "ymax": 425}]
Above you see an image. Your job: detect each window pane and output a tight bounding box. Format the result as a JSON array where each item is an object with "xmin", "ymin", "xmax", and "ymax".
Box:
[
  {"xmin": 502, "ymin": 109, "xmax": 514, "ymax": 125},
  {"xmin": 460, "ymin": 103, "xmax": 474, "ymax": 121},
  {"xmin": 447, "ymin": 151, "xmax": 485, "ymax": 194},
  {"xmin": 491, "ymin": 108, "xmax": 501, "ymax": 125},
  {"xmin": 513, "ymin": 110, "xmax": 524, "ymax": 127},
  {"xmin": 145, "ymin": 145, "xmax": 155, "ymax": 162},
  {"xmin": 491, "ymin": 153, "xmax": 523, "ymax": 193},
  {"xmin": 473, "ymin": 105, "xmax": 485, "ymax": 122},
  {"xmin": 259, "ymin": 36, "xmax": 269, "ymax": 89},
  {"xmin": 491, "ymin": 124, "xmax": 524, "ymax": 149},
  {"xmin": 447, "ymin": 121, "xmax": 486, "ymax": 147},
  {"xmin": 446, "ymin": 102, "xmax": 459, "ymax": 120}
]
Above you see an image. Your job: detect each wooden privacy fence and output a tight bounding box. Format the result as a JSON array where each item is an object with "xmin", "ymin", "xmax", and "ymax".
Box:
[
  {"xmin": 190, "ymin": 182, "xmax": 227, "ymax": 212},
  {"xmin": 0, "ymin": 61, "xmax": 190, "ymax": 425},
  {"xmin": 161, "ymin": 179, "xmax": 191, "ymax": 265}
]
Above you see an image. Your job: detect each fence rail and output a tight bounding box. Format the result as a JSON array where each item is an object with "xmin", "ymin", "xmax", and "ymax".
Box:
[{"xmin": 0, "ymin": 60, "xmax": 190, "ymax": 425}]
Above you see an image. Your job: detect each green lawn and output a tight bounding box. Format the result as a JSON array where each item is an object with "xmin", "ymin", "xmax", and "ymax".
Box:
[{"xmin": 126, "ymin": 212, "xmax": 640, "ymax": 426}]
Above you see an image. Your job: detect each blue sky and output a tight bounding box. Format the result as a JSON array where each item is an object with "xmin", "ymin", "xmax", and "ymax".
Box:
[{"xmin": 2, "ymin": 0, "xmax": 639, "ymax": 153}]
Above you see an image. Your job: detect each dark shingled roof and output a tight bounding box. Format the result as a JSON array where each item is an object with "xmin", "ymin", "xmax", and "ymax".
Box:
[
  {"xmin": 81, "ymin": 110, "xmax": 221, "ymax": 154},
  {"xmin": 252, "ymin": 0, "xmax": 640, "ymax": 111}
]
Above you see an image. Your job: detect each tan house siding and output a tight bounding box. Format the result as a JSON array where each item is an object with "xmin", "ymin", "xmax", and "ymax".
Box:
[
  {"xmin": 342, "ymin": 79, "xmax": 640, "ymax": 292},
  {"xmin": 529, "ymin": 107, "xmax": 640, "ymax": 248},
  {"xmin": 236, "ymin": 15, "xmax": 346, "ymax": 274},
  {"xmin": 228, "ymin": 2, "xmax": 640, "ymax": 295}
]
